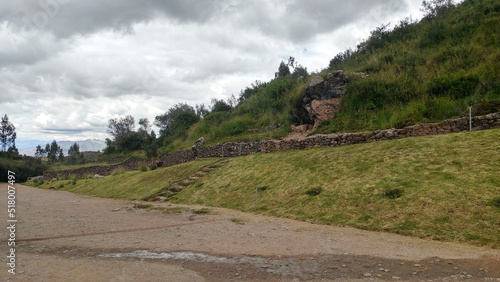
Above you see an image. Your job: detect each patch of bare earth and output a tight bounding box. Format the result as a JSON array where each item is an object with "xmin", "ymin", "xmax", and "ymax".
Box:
[{"xmin": 1, "ymin": 183, "xmax": 499, "ymax": 281}]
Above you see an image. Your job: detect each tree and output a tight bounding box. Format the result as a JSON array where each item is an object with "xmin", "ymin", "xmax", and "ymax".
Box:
[
  {"xmin": 107, "ymin": 115, "xmax": 135, "ymax": 142},
  {"xmin": 138, "ymin": 118, "xmax": 151, "ymax": 133},
  {"xmin": 35, "ymin": 145, "xmax": 45, "ymax": 157},
  {"xmin": 276, "ymin": 61, "xmax": 291, "ymax": 78},
  {"xmin": 154, "ymin": 103, "xmax": 198, "ymax": 136},
  {"xmin": 47, "ymin": 140, "xmax": 62, "ymax": 164},
  {"xmin": 68, "ymin": 143, "xmax": 80, "ymax": 157},
  {"xmin": 170, "ymin": 111, "xmax": 200, "ymax": 137},
  {"xmin": 58, "ymin": 148, "xmax": 64, "ymax": 162},
  {"xmin": 292, "ymin": 64, "xmax": 308, "ymax": 78},
  {"xmin": 195, "ymin": 103, "xmax": 210, "ymax": 118},
  {"xmin": 211, "ymin": 98, "xmax": 232, "ymax": 113},
  {"xmin": 0, "ymin": 114, "xmax": 16, "ymax": 152},
  {"xmin": 421, "ymin": 0, "xmax": 455, "ymax": 18},
  {"xmin": 67, "ymin": 143, "xmax": 83, "ymax": 165}
]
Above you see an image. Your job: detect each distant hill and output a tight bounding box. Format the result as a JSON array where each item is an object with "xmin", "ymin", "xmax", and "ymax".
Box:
[{"xmin": 19, "ymin": 139, "xmax": 106, "ymax": 156}]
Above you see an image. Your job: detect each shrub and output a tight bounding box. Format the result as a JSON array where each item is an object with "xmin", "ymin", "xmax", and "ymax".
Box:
[{"xmin": 427, "ymin": 72, "xmax": 479, "ymax": 98}]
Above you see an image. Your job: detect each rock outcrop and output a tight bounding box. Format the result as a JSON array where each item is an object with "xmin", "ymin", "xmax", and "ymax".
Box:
[{"xmin": 294, "ymin": 70, "xmax": 349, "ymax": 127}]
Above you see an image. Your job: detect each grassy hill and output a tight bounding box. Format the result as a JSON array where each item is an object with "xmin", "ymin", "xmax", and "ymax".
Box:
[
  {"xmin": 162, "ymin": 0, "xmax": 499, "ymax": 152},
  {"xmin": 29, "ymin": 128, "xmax": 500, "ymax": 247}
]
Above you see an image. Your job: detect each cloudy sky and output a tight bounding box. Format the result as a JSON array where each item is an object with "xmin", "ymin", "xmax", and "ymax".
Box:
[{"xmin": 0, "ymin": 0, "xmax": 426, "ymax": 145}]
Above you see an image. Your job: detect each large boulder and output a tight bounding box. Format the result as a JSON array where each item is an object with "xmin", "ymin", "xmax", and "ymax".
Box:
[{"xmin": 294, "ymin": 70, "xmax": 349, "ymax": 126}]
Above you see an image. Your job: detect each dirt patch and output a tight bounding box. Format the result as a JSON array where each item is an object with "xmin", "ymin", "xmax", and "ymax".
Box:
[{"xmin": 1, "ymin": 183, "xmax": 499, "ymax": 281}]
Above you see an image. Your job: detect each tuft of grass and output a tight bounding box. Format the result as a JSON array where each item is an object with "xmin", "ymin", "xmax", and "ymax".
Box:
[
  {"xmin": 305, "ymin": 187, "xmax": 323, "ymax": 196},
  {"xmin": 111, "ymin": 168, "xmax": 126, "ymax": 176},
  {"xmin": 487, "ymin": 197, "xmax": 500, "ymax": 211},
  {"xmin": 382, "ymin": 188, "xmax": 404, "ymax": 199},
  {"xmin": 138, "ymin": 163, "xmax": 149, "ymax": 172}
]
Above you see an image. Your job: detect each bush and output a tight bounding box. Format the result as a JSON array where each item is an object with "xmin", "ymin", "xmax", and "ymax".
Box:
[{"xmin": 427, "ymin": 72, "xmax": 479, "ymax": 98}]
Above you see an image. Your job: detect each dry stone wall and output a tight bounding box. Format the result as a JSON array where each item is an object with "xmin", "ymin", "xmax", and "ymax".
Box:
[
  {"xmin": 42, "ymin": 112, "xmax": 500, "ymax": 180},
  {"xmin": 43, "ymin": 158, "xmax": 149, "ymax": 180}
]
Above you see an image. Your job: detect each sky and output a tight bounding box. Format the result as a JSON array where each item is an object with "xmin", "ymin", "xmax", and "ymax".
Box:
[{"xmin": 0, "ymin": 0, "xmax": 426, "ymax": 145}]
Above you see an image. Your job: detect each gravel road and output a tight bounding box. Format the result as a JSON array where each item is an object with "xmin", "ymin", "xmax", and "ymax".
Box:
[{"xmin": 1, "ymin": 183, "xmax": 499, "ymax": 281}]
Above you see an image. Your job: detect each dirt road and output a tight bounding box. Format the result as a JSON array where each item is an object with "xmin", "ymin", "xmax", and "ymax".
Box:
[{"xmin": 1, "ymin": 183, "xmax": 499, "ymax": 281}]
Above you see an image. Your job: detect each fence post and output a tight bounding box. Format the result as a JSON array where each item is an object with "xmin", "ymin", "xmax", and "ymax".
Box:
[
  {"xmin": 254, "ymin": 184, "xmax": 258, "ymax": 212},
  {"xmin": 166, "ymin": 180, "xmax": 170, "ymax": 200},
  {"xmin": 469, "ymin": 106, "xmax": 472, "ymax": 131}
]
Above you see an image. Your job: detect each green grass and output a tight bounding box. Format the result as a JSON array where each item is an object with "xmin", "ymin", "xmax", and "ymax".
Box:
[
  {"xmin": 27, "ymin": 158, "xmax": 222, "ymax": 200},
  {"xmin": 170, "ymin": 128, "xmax": 500, "ymax": 248}
]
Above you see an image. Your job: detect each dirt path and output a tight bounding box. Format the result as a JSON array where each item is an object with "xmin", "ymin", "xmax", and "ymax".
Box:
[{"xmin": 1, "ymin": 183, "xmax": 499, "ymax": 281}]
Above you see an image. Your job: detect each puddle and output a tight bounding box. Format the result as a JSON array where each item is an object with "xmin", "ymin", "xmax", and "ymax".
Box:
[{"xmin": 99, "ymin": 250, "xmax": 239, "ymax": 264}]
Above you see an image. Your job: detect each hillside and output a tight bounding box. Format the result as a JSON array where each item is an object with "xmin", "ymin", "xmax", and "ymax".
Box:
[
  {"xmin": 161, "ymin": 0, "xmax": 499, "ymax": 152},
  {"xmin": 29, "ymin": 128, "xmax": 500, "ymax": 247}
]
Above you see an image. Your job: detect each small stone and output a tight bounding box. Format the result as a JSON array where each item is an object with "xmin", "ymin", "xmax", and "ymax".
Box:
[
  {"xmin": 414, "ymin": 264, "xmax": 421, "ymax": 267},
  {"xmin": 392, "ymin": 276, "xmax": 401, "ymax": 280},
  {"xmin": 363, "ymin": 273, "xmax": 372, "ymax": 277}
]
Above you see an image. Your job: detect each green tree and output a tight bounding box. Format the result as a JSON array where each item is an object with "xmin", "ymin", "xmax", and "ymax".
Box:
[
  {"xmin": 154, "ymin": 103, "xmax": 199, "ymax": 137},
  {"xmin": 421, "ymin": 0, "xmax": 455, "ymax": 18},
  {"xmin": 276, "ymin": 61, "xmax": 291, "ymax": 78},
  {"xmin": 47, "ymin": 140, "xmax": 62, "ymax": 164},
  {"xmin": 170, "ymin": 111, "xmax": 200, "ymax": 137},
  {"xmin": 35, "ymin": 145, "xmax": 45, "ymax": 157},
  {"xmin": 0, "ymin": 114, "xmax": 16, "ymax": 152},
  {"xmin": 67, "ymin": 143, "xmax": 84, "ymax": 165},
  {"xmin": 211, "ymin": 98, "xmax": 232, "ymax": 113},
  {"xmin": 68, "ymin": 143, "xmax": 80, "ymax": 157},
  {"xmin": 107, "ymin": 115, "xmax": 135, "ymax": 143}
]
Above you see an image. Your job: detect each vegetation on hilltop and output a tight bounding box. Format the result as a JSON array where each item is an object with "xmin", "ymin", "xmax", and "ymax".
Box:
[{"xmin": 320, "ymin": 0, "xmax": 500, "ymax": 132}]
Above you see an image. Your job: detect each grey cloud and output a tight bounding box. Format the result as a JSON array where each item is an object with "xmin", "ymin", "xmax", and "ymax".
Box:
[
  {"xmin": 0, "ymin": 0, "xmax": 218, "ymax": 39},
  {"xmin": 231, "ymin": 0, "xmax": 409, "ymax": 43}
]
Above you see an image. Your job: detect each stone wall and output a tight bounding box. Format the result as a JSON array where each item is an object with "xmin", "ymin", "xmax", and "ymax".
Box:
[
  {"xmin": 42, "ymin": 112, "xmax": 500, "ymax": 180},
  {"xmin": 159, "ymin": 149, "xmax": 196, "ymax": 167},
  {"xmin": 43, "ymin": 158, "xmax": 149, "ymax": 180}
]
